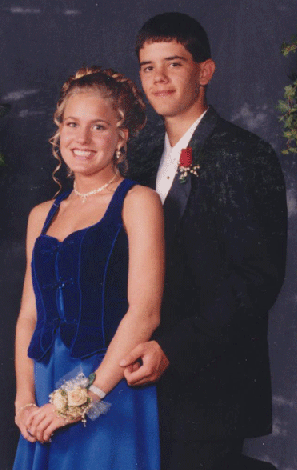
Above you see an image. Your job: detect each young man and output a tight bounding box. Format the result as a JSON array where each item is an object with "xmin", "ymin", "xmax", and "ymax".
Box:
[{"xmin": 122, "ymin": 12, "xmax": 287, "ymax": 470}]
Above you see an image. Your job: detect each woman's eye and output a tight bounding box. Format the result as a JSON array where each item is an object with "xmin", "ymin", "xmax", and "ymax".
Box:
[
  {"xmin": 66, "ymin": 121, "xmax": 77, "ymax": 127},
  {"xmin": 94, "ymin": 124, "xmax": 105, "ymax": 131}
]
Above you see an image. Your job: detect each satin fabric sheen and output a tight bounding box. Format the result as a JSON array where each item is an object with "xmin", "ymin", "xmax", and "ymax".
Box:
[{"xmin": 13, "ymin": 179, "xmax": 160, "ymax": 470}]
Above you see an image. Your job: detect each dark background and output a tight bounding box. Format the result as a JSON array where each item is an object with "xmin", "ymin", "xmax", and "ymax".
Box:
[{"xmin": 0, "ymin": 1, "xmax": 297, "ymax": 468}]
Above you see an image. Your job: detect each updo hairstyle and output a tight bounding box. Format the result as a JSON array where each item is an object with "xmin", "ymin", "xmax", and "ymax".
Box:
[{"xmin": 50, "ymin": 66, "xmax": 146, "ymax": 189}]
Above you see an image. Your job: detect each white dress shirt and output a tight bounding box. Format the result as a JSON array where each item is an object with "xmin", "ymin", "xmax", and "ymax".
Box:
[{"xmin": 156, "ymin": 111, "xmax": 207, "ymax": 204}]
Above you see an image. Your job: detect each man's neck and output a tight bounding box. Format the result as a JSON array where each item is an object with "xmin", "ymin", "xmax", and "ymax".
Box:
[{"xmin": 165, "ymin": 103, "xmax": 208, "ymax": 147}]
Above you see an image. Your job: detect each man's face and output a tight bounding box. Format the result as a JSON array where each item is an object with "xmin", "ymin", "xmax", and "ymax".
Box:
[{"xmin": 139, "ymin": 40, "xmax": 203, "ymax": 120}]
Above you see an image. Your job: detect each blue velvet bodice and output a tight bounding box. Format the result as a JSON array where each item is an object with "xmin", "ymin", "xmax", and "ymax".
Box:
[{"xmin": 28, "ymin": 179, "xmax": 136, "ymax": 361}]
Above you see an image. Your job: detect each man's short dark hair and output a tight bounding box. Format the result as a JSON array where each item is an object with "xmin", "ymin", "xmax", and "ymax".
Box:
[{"xmin": 135, "ymin": 12, "xmax": 211, "ymax": 63}]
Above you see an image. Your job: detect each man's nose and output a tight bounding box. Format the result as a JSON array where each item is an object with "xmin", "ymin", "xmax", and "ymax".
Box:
[{"xmin": 153, "ymin": 67, "xmax": 169, "ymax": 83}]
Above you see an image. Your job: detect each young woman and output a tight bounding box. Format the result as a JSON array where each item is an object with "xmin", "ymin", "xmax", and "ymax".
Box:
[{"xmin": 13, "ymin": 66, "xmax": 164, "ymax": 470}]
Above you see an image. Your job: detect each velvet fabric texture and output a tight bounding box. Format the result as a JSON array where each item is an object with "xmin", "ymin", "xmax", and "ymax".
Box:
[
  {"xmin": 14, "ymin": 178, "xmax": 160, "ymax": 470},
  {"xmin": 29, "ymin": 179, "xmax": 134, "ymax": 360}
]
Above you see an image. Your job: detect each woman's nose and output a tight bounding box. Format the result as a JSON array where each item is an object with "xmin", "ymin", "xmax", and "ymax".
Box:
[{"xmin": 76, "ymin": 126, "xmax": 91, "ymax": 143}]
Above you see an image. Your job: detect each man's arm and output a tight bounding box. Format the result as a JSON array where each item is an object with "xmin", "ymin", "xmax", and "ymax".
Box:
[{"xmin": 122, "ymin": 138, "xmax": 287, "ymax": 385}]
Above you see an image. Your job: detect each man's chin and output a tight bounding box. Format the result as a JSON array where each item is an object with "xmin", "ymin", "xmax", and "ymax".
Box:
[{"xmin": 150, "ymin": 106, "xmax": 179, "ymax": 119}]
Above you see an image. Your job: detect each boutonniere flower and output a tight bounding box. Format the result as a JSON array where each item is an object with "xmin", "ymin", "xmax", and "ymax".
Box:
[{"xmin": 179, "ymin": 147, "xmax": 200, "ymax": 183}]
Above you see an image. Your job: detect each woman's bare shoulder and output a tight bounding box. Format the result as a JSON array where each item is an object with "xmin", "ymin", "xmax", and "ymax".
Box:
[
  {"xmin": 125, "ymin": 184, "xmax": 162, "ymax": 208},
  {"xmin": 27, "ymin": 199, "xmax": 54, "ymax": 235},
  {"xmin": 123, "ymin": 184, "xmax": 163, "ymax": 231},
  {"xmin": 29, "ymin": 200, "xmax": 53, "ymax": 221}
]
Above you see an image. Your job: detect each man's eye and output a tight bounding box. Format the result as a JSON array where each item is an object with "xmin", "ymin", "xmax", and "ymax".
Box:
[
  {"xmin": 142, "ymin": 66, "xmax": 153, "ymax": 73},
  {"xmin": 170, "ymin": 62, "xmax": 182, "ymax": 67}
]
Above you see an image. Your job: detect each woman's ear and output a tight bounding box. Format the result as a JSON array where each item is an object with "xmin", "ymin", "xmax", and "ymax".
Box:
[
  {"xmin": 199, "ymin": 59, "xmax": 216, "ymax": 86},
  {"xmin": 119, "ymin": 128, "xmax": 129, "ymax": 147}
]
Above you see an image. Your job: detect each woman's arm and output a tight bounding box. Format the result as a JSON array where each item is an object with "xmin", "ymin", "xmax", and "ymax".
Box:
[
  {"xmin": 14, "ymin": 203, "xmax": 52, "ymax": 441},
  {"xmin": 28, "ymin": 186, "xmax": 164, "ymax": 442},
  {"xmin": 90, "ymin": 185, "xmax": 164, "ymax": 393}
]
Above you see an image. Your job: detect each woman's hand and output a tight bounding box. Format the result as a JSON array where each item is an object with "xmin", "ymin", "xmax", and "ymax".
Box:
[
  {"xmin": 15, "ymin": 404, "xmax": 39, "ymax": 443},
  {"xmin": 24, "ymin": 403, "xmax": 79, "ymax": 443}
]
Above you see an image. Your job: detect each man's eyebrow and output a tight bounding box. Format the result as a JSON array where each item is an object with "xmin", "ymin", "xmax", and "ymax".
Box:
[
  {"xmin": 139, "ymin": 60, "xmax": 152, "ymax": 67},
  {"xmin": 140, "ymin": 55, "xmax": 188, "ymax": 67},
  {"xmin": 164, "ymin": 55, "xmax": 188, "ymax": 62}
]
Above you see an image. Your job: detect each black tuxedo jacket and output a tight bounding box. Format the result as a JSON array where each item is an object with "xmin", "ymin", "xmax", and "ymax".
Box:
[{"xmin": 129, "ymin": 107, "xmax": 288, "ymax": 442}]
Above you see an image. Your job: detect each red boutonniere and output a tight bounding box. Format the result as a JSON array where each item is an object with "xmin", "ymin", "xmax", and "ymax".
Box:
[{"xmin": 179, "ymin": 147, "xmax": 200, "ymax": 183}]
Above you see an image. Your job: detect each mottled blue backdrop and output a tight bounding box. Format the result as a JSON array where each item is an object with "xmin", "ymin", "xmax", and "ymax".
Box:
[{"xmin": 0, "ymin": 1, "xmax": 296, "ymax": 468}]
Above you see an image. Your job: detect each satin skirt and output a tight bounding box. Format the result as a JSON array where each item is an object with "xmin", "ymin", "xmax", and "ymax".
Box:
[{"xmin": 13, "ymin": 333, "xmax": 160, "ymax": 470}]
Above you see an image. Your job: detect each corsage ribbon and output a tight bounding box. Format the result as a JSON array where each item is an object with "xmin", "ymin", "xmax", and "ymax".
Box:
[{"xmin": 50, "ymin": 369, "xmax": 111, "ymax": 425}]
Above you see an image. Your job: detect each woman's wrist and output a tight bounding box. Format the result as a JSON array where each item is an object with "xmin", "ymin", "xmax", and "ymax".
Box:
[
  {"xmin": 88, "ymin": 384, "xmax": 106, "ymax": 400},
  {"xmin": 15, "ymin": 395, "xmax": 36, "ymax": 411},
  {"xmin": 15, "ymin": 402, "xmax": 37, "ymax": 418},
  {"xmin": 15, "ymin": 389, "xmax": 36, "ymax": 406},
  {"xmin": 49, "ymin": 371, "xmax": 111, "ymax": 425}
]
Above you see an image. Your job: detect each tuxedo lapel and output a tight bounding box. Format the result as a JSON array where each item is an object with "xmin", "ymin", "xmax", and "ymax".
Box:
[
  {"xmin": 163, "ymin": 172, "xmax": 192, "ymax": 253},
  {"xmin": 188, "ymin": 105, "xmax": 218, "ymax": 158},
  {"xmin": 163, "ymin": 106, "xmax": 219, "ymax": 251}
]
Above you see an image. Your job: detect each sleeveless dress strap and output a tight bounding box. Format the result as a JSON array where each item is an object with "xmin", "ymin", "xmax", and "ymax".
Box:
[
  {"xmin": 105, "ymin": 179, "xmax": 137, "ymax": 224},
  {"xmin": 41, "ymin": 190, "xmax": 72, "ymax": 235},
  {"xmin": 41, "ymin": 180, "xmax": 136, "ymax": 235}
]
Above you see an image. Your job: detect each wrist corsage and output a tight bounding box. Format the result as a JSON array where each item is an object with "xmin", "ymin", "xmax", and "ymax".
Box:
[
  {"xmin": 49, "ymin": 371, "xmax": 111, "ymax": 425},
  {"xmin": 179, "ymin": 147, "xmax": 200, "ymax": 183}
]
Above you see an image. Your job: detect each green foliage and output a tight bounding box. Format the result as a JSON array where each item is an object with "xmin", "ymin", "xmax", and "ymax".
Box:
[
  {"xmin": 281, "ymin": 35, "xmax": 297, "ymax": 56},
  {"xmin": 278, "ymin": 34, "xmax": 297, "ymax": 154}
]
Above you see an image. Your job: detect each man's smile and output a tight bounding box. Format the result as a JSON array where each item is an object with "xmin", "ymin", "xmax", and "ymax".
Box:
[{"xmin": 153, "ymin": 90, "xmax": 175, "ymax": 97}]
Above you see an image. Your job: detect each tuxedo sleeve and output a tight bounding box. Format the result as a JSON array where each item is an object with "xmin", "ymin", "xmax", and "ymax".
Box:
[{"xmin": 156, "ymin": 139, "xmax": 288, "ymax": 380}]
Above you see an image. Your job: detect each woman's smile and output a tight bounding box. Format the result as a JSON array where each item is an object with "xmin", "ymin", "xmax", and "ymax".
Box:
[
  {"xmin": 71, "ymin": 149, "xmax": 96, "ymax": 159},
  {"xmin": 59, "ymin": 91, "xmax": 122, "ymax": 177}
]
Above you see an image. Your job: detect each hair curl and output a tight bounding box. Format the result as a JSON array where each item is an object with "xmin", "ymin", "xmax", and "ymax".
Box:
[{"xmin": 50, "ymin": 66, "xmax": 146, "ymax": 190}]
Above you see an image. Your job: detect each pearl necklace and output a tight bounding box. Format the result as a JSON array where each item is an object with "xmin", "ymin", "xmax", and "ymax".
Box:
[{"xmin": 73, "ymin": 173, "xmax": 118, "ymax": 203}]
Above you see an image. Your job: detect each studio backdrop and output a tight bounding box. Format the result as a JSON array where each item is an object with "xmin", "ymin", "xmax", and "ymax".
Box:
[{"xmin": 0, "ymin": 1, "xmax": 296, "ymax": 468}]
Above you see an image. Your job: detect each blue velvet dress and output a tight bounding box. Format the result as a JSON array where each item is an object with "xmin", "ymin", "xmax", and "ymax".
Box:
[{"xmin": 13, "ymin": 179, "xmax": 160, "ymax": 470}]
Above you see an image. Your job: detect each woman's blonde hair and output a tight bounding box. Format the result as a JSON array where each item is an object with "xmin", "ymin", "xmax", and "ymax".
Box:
[{"xmin": 50, "ymin": 66, "xmax": 146, "ymax": 190}]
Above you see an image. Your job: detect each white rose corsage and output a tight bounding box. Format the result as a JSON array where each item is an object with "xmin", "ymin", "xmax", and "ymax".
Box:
[{"xmin": 49, "ymin": 370, "xmax": 111, "ymax": 425}]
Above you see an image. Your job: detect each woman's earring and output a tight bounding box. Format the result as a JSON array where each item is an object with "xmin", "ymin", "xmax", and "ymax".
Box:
[{"xmin": 116, "ymin": 149, "xmax": 121, "ymax": 160}]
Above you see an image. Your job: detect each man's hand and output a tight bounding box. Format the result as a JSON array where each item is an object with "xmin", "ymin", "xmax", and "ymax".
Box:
[{"xmin": 120, "ymin": 340, "xmax": 169, "ymax": 386}]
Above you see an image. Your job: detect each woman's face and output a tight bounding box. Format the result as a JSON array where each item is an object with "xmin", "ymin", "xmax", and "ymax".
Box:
[{"xmin": 59, "ymin": 90, "xmax": 125, "ymax": 177}]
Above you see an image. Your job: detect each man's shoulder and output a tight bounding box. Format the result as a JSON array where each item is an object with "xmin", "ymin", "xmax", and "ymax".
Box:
[
  {"xmin": 198, "ymin": 108, "xmax": 279, "ymax": 171},
  {"xmin": 207, "ymin": 109, "xmax": 272, "ymax": 151},
  {"xmin": 189, "ymin": 108, "xmax": 284, "ymax": 188}
]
